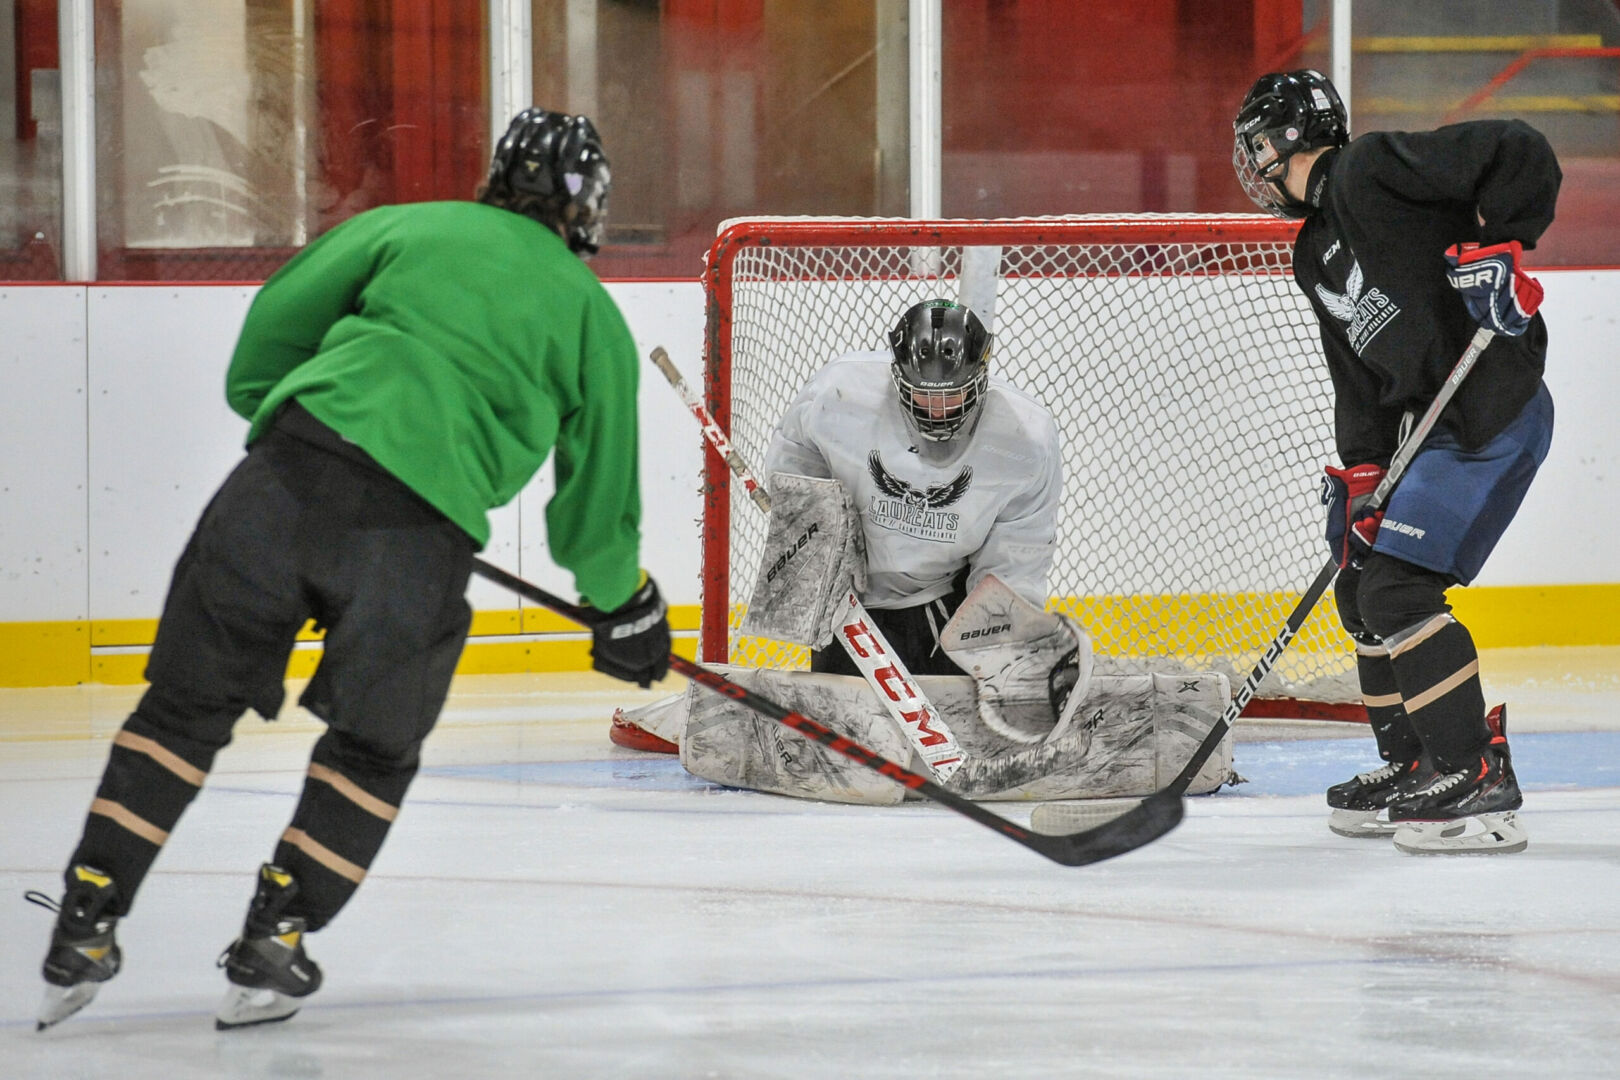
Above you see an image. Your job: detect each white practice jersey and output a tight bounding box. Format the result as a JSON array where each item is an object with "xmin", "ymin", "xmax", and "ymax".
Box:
[{"xmin": 763, "ymin": 352, "xmax": 1062, "ymax": 610}]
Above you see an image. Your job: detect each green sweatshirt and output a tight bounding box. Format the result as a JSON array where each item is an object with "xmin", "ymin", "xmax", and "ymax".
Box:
[{"xmin": 226, "ymin": 201, "xmax": 643, "ymax": 610}]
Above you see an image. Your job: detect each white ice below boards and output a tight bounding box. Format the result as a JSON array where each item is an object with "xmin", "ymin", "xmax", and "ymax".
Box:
[{"xmin": 3, "ymin": 649, "xmax": 1619, "ymax": 1079}]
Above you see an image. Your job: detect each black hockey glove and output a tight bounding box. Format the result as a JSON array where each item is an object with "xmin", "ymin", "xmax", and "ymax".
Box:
[
  {"xmin": 1444, "ymin": 241, "xmax": 1543, "ymax": 336},
  {"xmin": 585, "ymin": 574, "xmax": 670, "ymax": 688}
]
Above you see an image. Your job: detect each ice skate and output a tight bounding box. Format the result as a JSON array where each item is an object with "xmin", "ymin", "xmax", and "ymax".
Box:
[
  {"xmin": 30, "ymin": 864, "xmax": 123, "ymax": 1031},
  {"xmin": 1390, "ymin": 705, "xmax": 1526, "ymax": 855},
  {"xmin": 1325, "ymin": 757, "xmax": 1435, "ymax": 838},
  {"xmin": 215, "ymin": 864, "xmax": 323, "ymax": 1030}
]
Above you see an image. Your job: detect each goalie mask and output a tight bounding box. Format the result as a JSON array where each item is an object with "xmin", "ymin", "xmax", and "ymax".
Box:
[
  {"xmin": 888, "ymin": 300, "xmax": 992, "ymax": 442},
  {"xmin": 1232, "ymin": 70, "xmax": 1347, "ymax": 219},
  {"xmin": 482, "ymin": 108, "xmax": 612, "ymax": 256}
]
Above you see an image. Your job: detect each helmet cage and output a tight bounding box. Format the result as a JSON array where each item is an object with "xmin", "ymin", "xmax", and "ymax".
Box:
[{"xmin": 888, "ymin": 300, "xmax": 993, "ymax": 442}]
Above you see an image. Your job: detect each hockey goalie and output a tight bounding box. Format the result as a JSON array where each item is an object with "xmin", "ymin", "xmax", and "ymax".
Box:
[
  {"xmin": 613, "ymin": 470, "xmax": 1237, "ymax": 806},
  {"xmin": 616, "ymin": 298, "xmax": 1234, "ymax": 803}
]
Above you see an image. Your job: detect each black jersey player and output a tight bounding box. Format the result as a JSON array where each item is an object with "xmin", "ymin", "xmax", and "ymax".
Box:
[{"xmin": 1233, "ymin": 70, "xmax": 1560, "ymax": 854}]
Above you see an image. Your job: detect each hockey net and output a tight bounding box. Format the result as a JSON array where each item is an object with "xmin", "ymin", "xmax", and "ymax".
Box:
[{"xmin": 699, "ymin": 215, "xmax": 1362, "ymax": 719}]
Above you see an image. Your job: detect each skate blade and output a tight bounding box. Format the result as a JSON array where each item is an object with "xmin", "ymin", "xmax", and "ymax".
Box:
[
  {"xmin": 1393, "ymin": 811, "xmax": 1527, "ymax": 855},
  {"xmin": 1328, "ymin": 807, "xmax": 1397, "ymax": 838},
  {"xmin": 215, "ymin": 985, "xmax": 305, "ymax": 1030},
  {"xmin": 37, "ymin": 981, "xmax": 100, "ymax": 1031}
]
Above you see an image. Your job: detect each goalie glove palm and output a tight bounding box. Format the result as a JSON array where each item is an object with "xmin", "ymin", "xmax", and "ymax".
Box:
[
  {"xmin": 1322, "ymin": 463, "xmax": 1385, "ymax": 569},
  {"xmin": 586, "ymin": 575, "xmax": 670, "ymax": 688},
  {"xmin": 1444, "ymin": 241, "xmax": 1543, "ymax": 337}
]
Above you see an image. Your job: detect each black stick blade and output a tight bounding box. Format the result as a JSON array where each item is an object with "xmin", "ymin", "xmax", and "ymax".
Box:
[{"xmin": 1027, "ymin": 792, "xmax": 1184, "ymax": 867}]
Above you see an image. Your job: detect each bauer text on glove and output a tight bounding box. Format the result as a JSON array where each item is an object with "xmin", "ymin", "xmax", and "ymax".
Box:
[
  {"xmin": 1322, "ymin": 463, "xmax": 1385, "ymax": 569},
  {"xmin": 1444, "ymin": 241, "xmax": 1543, "ymax": 337},
  {"xmin": 585, "ymin": 574, "xmax": 670, "ymax": 687}
]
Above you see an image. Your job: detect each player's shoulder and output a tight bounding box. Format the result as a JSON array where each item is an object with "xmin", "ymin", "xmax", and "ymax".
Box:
[
  {"xmin": 986, "ymin": 377, "xmax": 1058, "ymax": 429},
  {"xmin": 802, "ymin": 351, "xmax": 893, "ymax": 395}
]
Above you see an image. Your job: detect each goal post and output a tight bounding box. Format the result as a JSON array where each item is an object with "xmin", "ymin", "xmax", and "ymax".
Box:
[{"xmin": 699, "ymin": 215, "xmax": 1365, "ymax": 721}]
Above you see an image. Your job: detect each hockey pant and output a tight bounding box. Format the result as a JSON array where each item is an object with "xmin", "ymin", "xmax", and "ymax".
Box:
[
  {"xmin": 67, "ymin": 407, "xmax": 475, "ymax": 930},
  {"xmin": 809, "ymin": 573, "xmax": 968, "ymax": 677}
]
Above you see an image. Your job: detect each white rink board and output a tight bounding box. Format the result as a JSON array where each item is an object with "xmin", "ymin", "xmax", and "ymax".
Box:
[
  {"xmin": 0, "ymin": 272, "xmax": 1611, "ymax": 627},
  {"xmin": 0, "ymin": 287, "xmax": 88, "ymax": 620},
  {"xmin": 86, "ymin": 287, "xmax": 259, "ymax": 622}
]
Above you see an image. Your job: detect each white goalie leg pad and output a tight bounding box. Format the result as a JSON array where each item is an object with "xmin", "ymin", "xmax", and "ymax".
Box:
[
  {"xmin": 941, "ymin": 671, "xmax": 1236, "ymax": 802},
  {"xmin": 678, "ymin": 666, "xmax": 917, "ymax": 805},
  {"xmin": 669, "ymin": 666, "xmax": 1237, "ymax": 806},
  {"xmin": 739, "ymin": 473, "xmax": 866, "ymax": 649},
  {"xmin": 1392, "ymin": 812, "xmax": 1528, "ymax": 855},
  {"xmin": 939, "ymin": 574, "xmax": 1094, "ymax": 747}
]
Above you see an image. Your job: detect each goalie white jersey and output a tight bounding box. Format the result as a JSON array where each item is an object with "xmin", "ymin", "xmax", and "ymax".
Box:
[{"xmin": 763, "ymin": 352, "xmax": 1062, "ymax": 610}]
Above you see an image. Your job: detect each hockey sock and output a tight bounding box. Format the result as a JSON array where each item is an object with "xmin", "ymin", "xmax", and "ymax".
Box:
[
  {"xmin": 1354, "ymin": 639, "xmax": 1421, "ymax": 763},
  {"xmin": 1386, "ymin": 615, "xmax": 1489, "ymax": 774},
  {"xmin": 271, "ymin": 730, "xmax": 418, "ymax": 930},
  {"xmin": 68, "ymin": 706, "xmax": 228, "ymax": 914}
]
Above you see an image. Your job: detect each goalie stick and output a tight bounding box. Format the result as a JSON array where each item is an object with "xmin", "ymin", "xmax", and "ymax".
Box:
[
  {"xmin": 471, "ymin": 556, "xmax": 1181, "ymax": 866},
  {"xmin": 649, "ymin": 346, "xmax": 966, "ymax": 781},
  {"xmin": 1033, "ymin": 327, "xmax": 1498, "ymax": 844}
]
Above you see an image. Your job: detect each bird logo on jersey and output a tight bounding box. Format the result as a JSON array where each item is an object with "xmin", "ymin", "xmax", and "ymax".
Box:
[
  {"xmin": 866, "ymin": 451, "xmax": 971, "ymax": 543},
  {"xmin": 1314, "ymin": 256, "xmax": 1400, "ymax": 355}
]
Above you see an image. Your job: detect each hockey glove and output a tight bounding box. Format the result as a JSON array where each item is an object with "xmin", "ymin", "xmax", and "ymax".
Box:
[
  {"xmin": 585, "ymin": 573, "xmax": 670, "ymax": 688},
  {"xmin": 1321, "ymin": 463, "xmax": 1386, "ymax": 569},
  {"xmin": 1444, "ymin": 241, "xmax": 1543, "ymax": 337}
]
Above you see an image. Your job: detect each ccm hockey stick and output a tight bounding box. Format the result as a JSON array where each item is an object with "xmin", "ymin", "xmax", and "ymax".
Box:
[
  {"xmin": 1035, "ymin": 326, "xmax": 1496, "ymax": 837},
  {"xmin": 471, "ymin": 556, "xmax": 1181, "ymax": 866},
  {"xmin": 648, "ymin": 347, "xmax": 965, "ymax": 781}
]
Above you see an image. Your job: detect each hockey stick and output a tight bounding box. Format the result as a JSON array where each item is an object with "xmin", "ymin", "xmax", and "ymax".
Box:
[
  {"xmin": 471, "ymin": 555, "xmax": 1181, "ymax": 866},
  {"xmin": 648, "ymin": 347, "xmax": 966, "ymax": 781},
  {"xmin": 1034, "ymin": 327, "xmax": 1497, "ymax": 838}
]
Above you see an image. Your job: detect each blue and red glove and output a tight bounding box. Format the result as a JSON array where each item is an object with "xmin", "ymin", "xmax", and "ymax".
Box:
[
  {"xmin": 1444, "ymin": 241, "xmax": 1543, "ymax": 337},
  {"xmin": 1321, "ymin": 463, "xmax": 1386, "ymax": 569}
]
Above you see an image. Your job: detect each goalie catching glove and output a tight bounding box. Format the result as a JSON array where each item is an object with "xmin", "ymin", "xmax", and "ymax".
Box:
[
  {"xmin": 1444, "ymin": 241, "xmax": 1543, "ymax": 337},
  {"xmin": 1321, "ymin": 463, "xmax": 1385, "ymax": 569},
  {"xmin": 585, "ymin": 573, "xmax": 670, "ymax": 687}
]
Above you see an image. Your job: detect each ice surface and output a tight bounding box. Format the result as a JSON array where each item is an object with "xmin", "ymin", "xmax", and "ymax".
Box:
[{"xmin": 4, "ymin": 656, "xmax": 1618, "ymax": 1080}]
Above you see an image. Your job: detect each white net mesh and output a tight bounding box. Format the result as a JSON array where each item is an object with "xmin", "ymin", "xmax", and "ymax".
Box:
[{"xmin": 702, "ymin": 215, "xmax": 1359, "ymax": 706}]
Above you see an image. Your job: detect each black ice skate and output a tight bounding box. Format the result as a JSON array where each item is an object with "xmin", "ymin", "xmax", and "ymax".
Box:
[
  {"xmin": 1388, "ymin": 705, "xmax": 1527, "ymax": 855},
  {"xmin": 1325, "ymin": 757, "xmax": 1435, "ymax": 838},
  {"xmin": 30, "ymin": 864, "xmax": 123, "ymax": 1031},
  {"xmin": 215, "ymin": 864, "xmax": 323, "ymax": 1030}
]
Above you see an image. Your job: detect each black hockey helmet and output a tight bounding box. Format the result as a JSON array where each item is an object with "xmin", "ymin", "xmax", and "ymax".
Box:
[
  {"xmin": 482, "ymin": 108, "xmax": 612, "ymax": 255},
  {"xmin": 888, "ymin": 299, "xmax": 992, "ymax": 442},
  {"xmin": 1232, "ymin": 70, "xmax": 1348, "ymax": 218}
]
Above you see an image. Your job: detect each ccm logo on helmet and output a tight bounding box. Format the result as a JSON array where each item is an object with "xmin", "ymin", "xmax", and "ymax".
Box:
[{"xmin": 959, "ymin": 623, "xmax": 1011, "ymax": 640}]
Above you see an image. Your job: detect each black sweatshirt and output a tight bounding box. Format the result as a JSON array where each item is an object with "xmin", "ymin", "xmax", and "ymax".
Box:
[{"xmin": 1291, "ymin": 120, "xmax": 1561, "ymax": 465}]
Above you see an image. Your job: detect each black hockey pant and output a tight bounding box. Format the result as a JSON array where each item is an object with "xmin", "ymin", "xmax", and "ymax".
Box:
[
  {"xmin": 68, "ymin": 408, "xmax": 474, "ymax": 930},
  {"xmin": 810, "ymin": 576, "xmax": 968, "ymax": 678}
]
